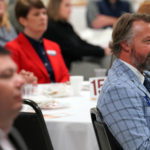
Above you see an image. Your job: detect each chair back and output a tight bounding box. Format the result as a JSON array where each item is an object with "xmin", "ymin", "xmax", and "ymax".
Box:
[
  {"xmin": 13, "ymin": 99, "xmax": 54, "ymax": 150},
  {"xmin": 90, "ymin": 107, "xmax": 123, "ymax": 150}
]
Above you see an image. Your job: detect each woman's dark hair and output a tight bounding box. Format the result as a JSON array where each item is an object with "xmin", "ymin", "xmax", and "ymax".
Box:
[{"xmin": 15, "ymin": 0, "xmax": 45, "ymax": 21}]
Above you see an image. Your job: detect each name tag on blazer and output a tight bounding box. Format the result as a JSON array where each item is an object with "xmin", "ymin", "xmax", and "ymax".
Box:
[{"xmin": 47, "ymin": 50, "xmax": 57, "ymax": 56}]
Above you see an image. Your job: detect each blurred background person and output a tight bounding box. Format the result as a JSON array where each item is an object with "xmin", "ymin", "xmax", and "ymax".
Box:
[
  {"xmin": 86, "ymin": 0, "xmax": 132, "ymax": 29},
  {"xmin": 44, "ymin": 0, "xmax": 111, "ymax": 70},
  {"xmin": 5, "ymin": 0, "xmax": 69, "ymax": 84},
  {"xmin": 7, "ymin": 0, "xmax": 23, "ymax": 33},
  {"xmin": 0, "ymin": 0, "xmax": 17, "ymax": 46}
]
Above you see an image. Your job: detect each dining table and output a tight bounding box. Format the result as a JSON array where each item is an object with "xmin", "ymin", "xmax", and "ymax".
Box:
[{"xmin": 25, "ymin": 83, "xmax": 99, "ymax": 150}]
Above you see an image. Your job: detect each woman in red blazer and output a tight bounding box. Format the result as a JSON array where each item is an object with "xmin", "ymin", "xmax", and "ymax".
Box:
[{"xmin": 5, "ymin": 0, "xmax": 69, "ymax": 83}]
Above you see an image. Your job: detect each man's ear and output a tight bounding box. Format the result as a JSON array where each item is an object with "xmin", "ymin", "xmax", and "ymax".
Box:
[
  {"xmin": 18, "ymin": 17, "xmax": 26, "ymax": 27},
  {"xmin": 120, "ymin": 41, "xmax": 131, "ymax": 52}
]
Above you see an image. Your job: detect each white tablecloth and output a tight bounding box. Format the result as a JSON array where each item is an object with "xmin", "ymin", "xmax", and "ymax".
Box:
[{"xmin": 41, "ymin": 89, "xmax": 99, "ymax": 150}]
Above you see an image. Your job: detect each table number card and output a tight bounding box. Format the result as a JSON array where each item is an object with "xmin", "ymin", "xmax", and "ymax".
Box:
[{"xmin": 89, "ymin": 77, "xmax": 107, "ymax": 100}]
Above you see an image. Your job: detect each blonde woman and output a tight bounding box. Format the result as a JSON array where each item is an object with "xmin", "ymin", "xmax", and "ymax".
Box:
[{"xmin": 0, "ymin": 0, "xmax": 17, "ymax": 46}]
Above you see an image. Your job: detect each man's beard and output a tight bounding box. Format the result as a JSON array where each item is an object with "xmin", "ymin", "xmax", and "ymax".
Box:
[
  {"xmin": 140, "ymin": 54, "xmax": 150, "ymax": 71},
  {"xmin": 131, "ymin": 48, "xmax": 150, "ymax": 71}
]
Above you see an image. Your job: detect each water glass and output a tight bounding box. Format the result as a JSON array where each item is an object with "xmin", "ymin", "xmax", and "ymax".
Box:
[{"xmin": 70, "ymin": 76, "xmax": 84, "ymax": 96}]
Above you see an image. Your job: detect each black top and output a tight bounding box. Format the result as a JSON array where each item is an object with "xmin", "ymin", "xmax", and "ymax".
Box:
[
  {"xmin": 25, "ymin": 34, "xmax": 55, "ymax": 82},
  {"xmin": 44, "ymin": 20, "xmax": 105, "ymax": 70},
  {"xmin": 97, "ymin": 0, "xmax": 131, "ymax": 18}
]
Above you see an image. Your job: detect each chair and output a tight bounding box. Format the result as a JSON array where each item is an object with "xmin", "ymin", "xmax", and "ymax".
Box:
[
  {"xmin": 13, "ymin": 99, "xmax": 54, "ymax": 150},
  {"xmin": 90, "ymin": 107, "xmax": 123, "ymax": 150}
]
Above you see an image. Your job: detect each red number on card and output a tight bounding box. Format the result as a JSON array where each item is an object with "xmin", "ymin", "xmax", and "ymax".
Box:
[
  {"xmin": 91, "ymin": 79, "xmax": 105, "ymax": 96},
  {"xmin": 91, "ymin": 80, "xmax": 96, "ymax": 95},
  {"xmin": 98, "ymin": 79, "xmax": 104, "ymax": 94}
]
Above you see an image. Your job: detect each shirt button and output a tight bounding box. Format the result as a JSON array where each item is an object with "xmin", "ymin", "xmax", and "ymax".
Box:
[{"xmin": 45, "ymin": 63, "xmax": 48, "ymax": 66}]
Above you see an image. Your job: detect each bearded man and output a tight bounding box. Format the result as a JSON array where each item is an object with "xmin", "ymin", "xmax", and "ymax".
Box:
[{"xmin": 97, "ymin": 13, "xmax": 150, "ymax": 150}]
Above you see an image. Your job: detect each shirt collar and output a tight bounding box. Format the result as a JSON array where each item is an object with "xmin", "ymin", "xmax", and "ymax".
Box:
[
  {"xmin": 120, "ymin": 59, "xmax": 145, "ymax": 84},
  {"xmin": 23, "ymin": 33, "xmax": 43, "ymax": 44}
]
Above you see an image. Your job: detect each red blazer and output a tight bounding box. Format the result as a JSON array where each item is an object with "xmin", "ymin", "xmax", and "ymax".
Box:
[{"xmin": 5, "ymin": 33, "xmax": 70, "ymax": 83}]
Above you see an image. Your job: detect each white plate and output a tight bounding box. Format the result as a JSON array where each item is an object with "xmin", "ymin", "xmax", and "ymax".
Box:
[
  {"xmin": 36, "ymin": 84, "xmax": 72, "ymax": 98},
  {"xmin": 39, "ymin": 101, "xmax": 70, "ymax": 110},
  {"xmin": 22, "ymin": 97, "xmax": 69, "ymax": 110}
]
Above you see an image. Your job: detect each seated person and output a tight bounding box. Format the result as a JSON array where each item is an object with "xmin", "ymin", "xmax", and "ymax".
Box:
[
  {"xmin": 86, "ymin": 0, "xmax": 132, "ymax": 29},
  {"xmin": 97, "ymin": 13, "xmax": 150, "ymax": 150},
  {"xmin": 0, "ymin": 0, "xmax": 17, "ymax": 46},
  {"xmin": 6, "ymin": 0, "xmax": 69, "ymax": 84},
  {"xmin": 0, "ymin": 46, "xmax": 28, "ymax": 150},
  {"xmin": 44, "ymin": 0, "xmax": 111, "ymax": 70}
]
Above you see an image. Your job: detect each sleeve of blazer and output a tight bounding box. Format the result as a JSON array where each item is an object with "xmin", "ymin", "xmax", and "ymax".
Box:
[
  {"xmin": 98, "ymin": 84, "xmax": 150, "ymax": 150},
  {"xmin": 54, "ymin": 43, "xmax": 70, "ymax": 82}
]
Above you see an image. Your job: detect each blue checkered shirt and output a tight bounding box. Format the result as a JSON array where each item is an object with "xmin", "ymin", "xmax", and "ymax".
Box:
[{"xmin": 97, "ymin": 58, "xmax": 150, "ymax": 150}]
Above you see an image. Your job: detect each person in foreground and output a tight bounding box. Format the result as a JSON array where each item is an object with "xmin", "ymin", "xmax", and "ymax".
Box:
[
  {"xmin": 0, "ymin": 46, "xmax": 28, "ymax": 150},
  {"xmin": 6, "ymin": 0, "xmax": 69, "ymax": 83},
  {"xmin": 44, "ymin": 0, "xmax": 111, "ymax": 70},
  {"xmin": 97, "ymin": 13, "xmax": 150, "ymax": 150}
]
